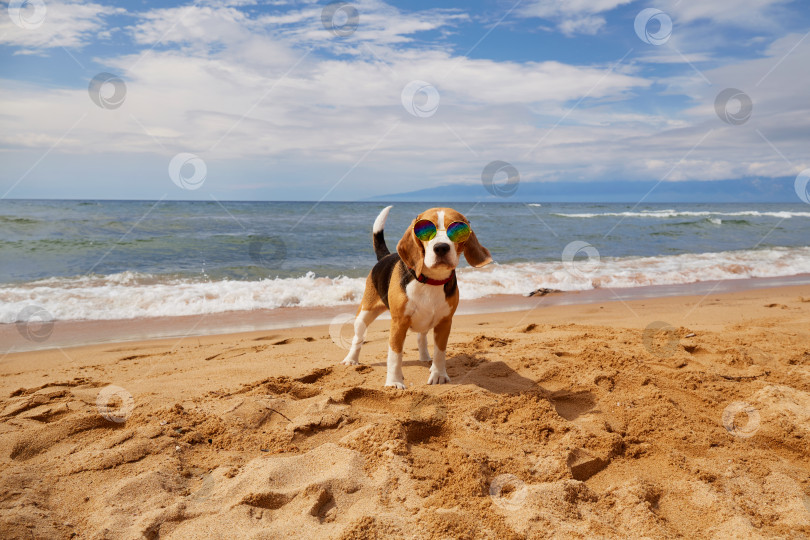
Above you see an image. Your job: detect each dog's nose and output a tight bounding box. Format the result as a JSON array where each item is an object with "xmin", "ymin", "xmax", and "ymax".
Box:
[{"xmin": 433, "ymin": 243, "xmax": 451, "ymax": 256}]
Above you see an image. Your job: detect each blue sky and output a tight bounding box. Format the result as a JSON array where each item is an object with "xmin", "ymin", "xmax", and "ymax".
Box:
[{"xmin": 1, "ymin": 0, "xmax": 809, "ymax": 201}]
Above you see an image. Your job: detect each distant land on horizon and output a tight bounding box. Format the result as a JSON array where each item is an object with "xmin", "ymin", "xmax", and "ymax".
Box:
[{"xmin": 369, "ymin": 177, "xmax": 801, "ymax": 203}]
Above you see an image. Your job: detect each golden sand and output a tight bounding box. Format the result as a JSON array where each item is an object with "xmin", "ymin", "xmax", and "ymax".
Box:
[{"xmin": 1, "ymin": 285, "xmax": 809, "ymax": 538}]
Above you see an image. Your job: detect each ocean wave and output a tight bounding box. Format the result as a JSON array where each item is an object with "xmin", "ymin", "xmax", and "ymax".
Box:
[
  {"xmin": 670, "ymin": 217, "xmax": 750, "ymax": 227},
  {"xmin": 1, "ymin": 247, "xmax": 809, "ymax": 322},
  {"xmin": 0, "ymin": 271, "xmax": 364, "ymax": 323},
  {"xmin": 552, "ymin": 210, "xmax": 810, "ymax": 219},
  {"xmin": 0, "ymin": 216, "xmax": 40, "ymax": 225}
]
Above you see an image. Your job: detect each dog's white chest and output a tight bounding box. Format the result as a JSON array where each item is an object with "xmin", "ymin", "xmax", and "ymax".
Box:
[{"xmin": 404, "ymin": 280, "xmax": 451, "ymax": 333}]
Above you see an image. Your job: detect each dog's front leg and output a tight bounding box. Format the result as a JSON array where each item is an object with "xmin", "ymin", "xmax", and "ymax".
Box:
[
  {"xmin": 427, "ymin": 316, "xmax": 452, "ymax": 385},
  {"xmin": 385, "ymin": 320, "xmax": 409, "ymax": 389},
  {"xmin": 417, "ymin": 332, "xmax": 432, "ymax": 363}
]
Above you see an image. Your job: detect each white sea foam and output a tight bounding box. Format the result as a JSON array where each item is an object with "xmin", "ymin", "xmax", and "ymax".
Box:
[
  {"xmin": 2, "ymin": 247, "xmax": 809, "ymax": 322},
  {"xmin": 0, "ymin": 272, "xmax": 366, "ymax": 323},
  {"xmin": 552, "ymin": 210, "xmax": 810, "ymax": 219}
]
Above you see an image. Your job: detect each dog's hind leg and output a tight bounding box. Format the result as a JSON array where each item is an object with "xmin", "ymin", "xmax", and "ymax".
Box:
[{"xmin": 342, "ymin": 307, "xmax": 385, "ymax": 366}]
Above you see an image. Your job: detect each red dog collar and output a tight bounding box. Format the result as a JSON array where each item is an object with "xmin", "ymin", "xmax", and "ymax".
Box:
[{"xmin": 408, "ymin": 268, "xmax": 455, "ymax": 286}]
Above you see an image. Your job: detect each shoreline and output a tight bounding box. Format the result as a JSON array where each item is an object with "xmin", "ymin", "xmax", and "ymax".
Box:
[{"xmin": 2, "ymin": 273, "xmax": 810, "ymax": 354}]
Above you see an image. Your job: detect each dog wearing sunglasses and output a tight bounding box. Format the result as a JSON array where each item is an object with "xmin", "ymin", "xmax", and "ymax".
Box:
[{"xmin": 341, "ymin": 206, "xmax": 492, "ymax": 388}]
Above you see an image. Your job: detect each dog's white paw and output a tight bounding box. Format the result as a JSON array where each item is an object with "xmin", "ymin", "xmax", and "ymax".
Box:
[
  {"xmin": 385, "ymin": 380, "xmax": 406, "ymax": 389},
  {"xmin": 341, "ymin": 356, "xmax": 359, "ymax": 366},
  {"xmin": 419, "ymin": 352, "xmax": 432, "ymax": 363},
  {"xmin": 427, "ymin": 371, "xmax": 450, "ymax": 385}
]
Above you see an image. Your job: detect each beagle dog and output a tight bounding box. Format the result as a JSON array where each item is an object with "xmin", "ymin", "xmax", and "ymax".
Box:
[{"xmin": 341, "ymin": 206, "xmax": 492, "ymax": 388}]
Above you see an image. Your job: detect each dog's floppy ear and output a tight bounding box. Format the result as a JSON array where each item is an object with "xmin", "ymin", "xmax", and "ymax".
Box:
[
  {"xmin": 461, "ymin": 230, "xmax": 492, "ymax": 268},
  {"xmin": 397, "ymin": 220, "xmax": 425, "ymax": 276}
]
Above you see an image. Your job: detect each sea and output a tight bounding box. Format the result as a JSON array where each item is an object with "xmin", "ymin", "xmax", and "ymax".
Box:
[{"xmin": 1, "ymin": 199, "xmax": 810, "ymax": 324}]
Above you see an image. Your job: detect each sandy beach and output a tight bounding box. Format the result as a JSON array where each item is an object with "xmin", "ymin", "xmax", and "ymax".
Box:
[
  {"xmin": 4, "ymin": 0, "xmax": 810, "ymax": 536},
  {"xmin": 1, "ymin": 283, "xmax": 809, "ymax": 539}
]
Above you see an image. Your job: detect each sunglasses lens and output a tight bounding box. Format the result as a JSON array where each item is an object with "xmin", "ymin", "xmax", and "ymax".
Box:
[
  {"xmin": 414, "ymin": 219, "xmax": 437, "ymax": 241},
  {"xmin": 447, "ymin": 221, "xmax": 471, "ymax": 243}
]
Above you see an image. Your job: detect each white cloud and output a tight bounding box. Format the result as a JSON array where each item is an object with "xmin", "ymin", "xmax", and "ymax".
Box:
[
  {"xmin": 636, "ymin": 51, "xmax": 714, "ymax": 64},
  {"xmin": 128, "ymin": 1, "xmax": 469, "ymax": 56},
  {"xmin": 518, "ymin": 0, "xmax": 635, "ymax": 35},
  {"xmin": 131, "ymin": 5, "xmax": 253, "ymax": 48},
  {"xmin": 558, "ymin": 16, "xmax": 607, "ymax": 35},
  {"xmin": 0, "ymin": 0, "xmax": 649, "ymax": 162},
  {"xmin": 0, "ymin": 1, "xmax": 124, "ymax": 51},
  {"xmin": 0, "ymin": 47, "xmax": 647, "ymax": 164},
  {"xmin": 661, "ymin": 0, "xmax": 793, "ymax": 28}
]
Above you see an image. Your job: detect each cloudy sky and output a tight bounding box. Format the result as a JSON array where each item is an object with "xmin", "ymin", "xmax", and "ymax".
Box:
[{"xmin": 1, "ymin": 0, "xmax": 808, "ymax": 201}]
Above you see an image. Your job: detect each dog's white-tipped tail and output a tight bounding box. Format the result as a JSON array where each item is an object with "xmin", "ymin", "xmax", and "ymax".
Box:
[
  {"xmin": 373, "ymin": 205, "xmax": 393, "ymax": 233},
  {"xmin": 373, "ymin": 205, "xmax": 393, "ymax": 261}
]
